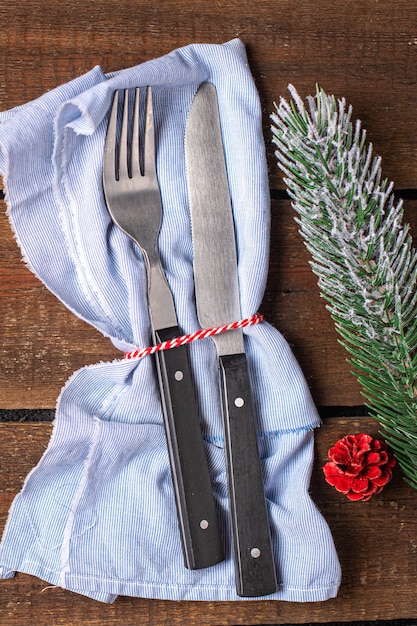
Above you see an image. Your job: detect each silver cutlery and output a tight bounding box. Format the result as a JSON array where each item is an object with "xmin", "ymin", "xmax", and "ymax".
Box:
[
  {"xmin": 103, "ymin": 86, "xmax": 224, "ymax": 570},
  {"xmin": 185, "ymin": 82, "xmax": 277, "ymax": 596}
]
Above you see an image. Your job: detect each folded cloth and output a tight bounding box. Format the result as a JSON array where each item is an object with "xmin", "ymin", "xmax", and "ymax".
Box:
[{"xmin": 0, "ymin": 38, "xmax": 341, "ymax": 603}]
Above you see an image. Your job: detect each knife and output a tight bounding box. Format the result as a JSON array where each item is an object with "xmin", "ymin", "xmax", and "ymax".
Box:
[{"xmin": 185, "ymin": 82, "xmax": 277, "ymax": 597}]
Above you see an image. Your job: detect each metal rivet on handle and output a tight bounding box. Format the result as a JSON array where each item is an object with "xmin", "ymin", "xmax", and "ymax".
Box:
[
  {"xmin": 234, "ymin": 397, "xmax": 244, "ymax": 408},
  {"xmin": 251, "ymin": 547, "xmax": 261, "ymax": 558}
]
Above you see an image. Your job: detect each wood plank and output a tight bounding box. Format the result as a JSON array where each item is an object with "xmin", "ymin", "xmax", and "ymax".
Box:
[
  {"xmin": 0, "ymin": 194, "xmax": 357, "ymax": 409},
  {"xmin": 0, "ymin": 1, "xmax": 416, "ymax": 187},
  {"xmin": 1, "ymin": 418, "xmax": 416, "ymax": 624},
  {"xmin": 1, "ymin": 0, "xmax": 417, "ymax": 408},
  {"xmin": 3, "ymin": 196, "xmax": 417, "ymax": 408}
]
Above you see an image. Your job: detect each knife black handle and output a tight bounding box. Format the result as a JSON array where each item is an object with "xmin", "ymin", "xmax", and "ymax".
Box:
[
  {"xmin": 218, "ymin": 352, "xmax": 277, "ymax": 597},
  {"xmin": 154, "ymin": 325, "xmax": 224, "ymax": 570}
]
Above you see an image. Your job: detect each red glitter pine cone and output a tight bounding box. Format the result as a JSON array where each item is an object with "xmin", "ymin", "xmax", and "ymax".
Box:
[{"xmin": 323, "ymin": 433, "xmax": 396, "ymax": 501}]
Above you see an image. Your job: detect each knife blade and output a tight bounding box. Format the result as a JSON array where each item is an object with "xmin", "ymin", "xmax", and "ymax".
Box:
[{"xmin": 185, "ymin": 82, "xmax": 277, "ymax": 597}]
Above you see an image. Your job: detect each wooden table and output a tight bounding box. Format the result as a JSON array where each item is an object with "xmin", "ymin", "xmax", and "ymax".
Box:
[{"xmin": 1, "ymin": 1, "xmax": 417, "ymax": 624}]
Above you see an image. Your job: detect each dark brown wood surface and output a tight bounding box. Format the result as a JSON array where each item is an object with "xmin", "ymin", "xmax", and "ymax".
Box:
[
  {"xmin": 1, "ymin": 0, "xmax": 417, "ymax": 623},
  {"xmin": 1, "ymin": 418, "xmax": 417, "ymax": 625}
]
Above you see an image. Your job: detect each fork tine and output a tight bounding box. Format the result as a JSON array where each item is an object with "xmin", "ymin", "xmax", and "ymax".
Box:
[
  {"xmin": 119, "ymin": 89, "xmax": 129, "ymax": 180},
  {"xmin": 144, "ymin": 86, "xmax": 156, "ymax": 176},
  {"xmin": 131, "ymin": 88, "xmax": 141, "ymax": 178},
  {"xmin": 103, "ymin": 90, "xmax": 119, "ymax": 183}
]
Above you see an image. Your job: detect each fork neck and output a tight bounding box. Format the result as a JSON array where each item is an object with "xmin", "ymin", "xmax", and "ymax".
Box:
[{"xmin": 146, "ymin": 257, "xmax": 178, "ymax": 331}]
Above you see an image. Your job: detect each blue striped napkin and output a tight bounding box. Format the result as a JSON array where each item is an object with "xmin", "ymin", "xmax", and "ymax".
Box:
[{"xmin": 0, "ymin": 39, "xmax": 340, "ymax": 603}]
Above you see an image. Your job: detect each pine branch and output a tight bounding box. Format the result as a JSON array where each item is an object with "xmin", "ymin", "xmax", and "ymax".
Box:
[{"xmin": 271, "ymin": 85, "xmax": 417, "ymax": 489}]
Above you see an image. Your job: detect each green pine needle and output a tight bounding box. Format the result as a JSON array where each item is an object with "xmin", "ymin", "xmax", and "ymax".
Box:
[{"xmin": 271, "ymin": 85, "xmax": 417, "ymax": 489}]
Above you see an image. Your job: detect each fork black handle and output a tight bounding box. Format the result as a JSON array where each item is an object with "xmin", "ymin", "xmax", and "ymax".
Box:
[{"xmin": 154, "ymin": 325, "xmax": 224, "ymax": 569}]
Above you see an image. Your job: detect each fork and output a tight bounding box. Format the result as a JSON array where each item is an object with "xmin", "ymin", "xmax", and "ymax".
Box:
[{"xmin": 103, "ymin": 87, "xmax": 224, "ymax": 569}]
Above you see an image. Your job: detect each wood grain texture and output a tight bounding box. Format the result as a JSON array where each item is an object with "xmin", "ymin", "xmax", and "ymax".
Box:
[
  {"xmin": 1, "ymin": 1, "xmax": 417, "ymax": 622},
  {"xmin": 0, "ymin": 1, "xmax": 416, "ymax": 187},
  {"xmin": 1, "ymin": 418, "xmax": 417, "ymax": 624},
  {"xmin": 1, "ymin": 0, "xmax": 417, "ymax": 409},
  {"xmin": 3, "ymin": 196, "xmax": 417, "ymax": 408}
]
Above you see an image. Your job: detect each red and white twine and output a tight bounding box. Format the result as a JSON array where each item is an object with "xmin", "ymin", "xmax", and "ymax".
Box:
[{"xmin": 123, "ymin": 312, "xmax": 264, "ymax": 361}]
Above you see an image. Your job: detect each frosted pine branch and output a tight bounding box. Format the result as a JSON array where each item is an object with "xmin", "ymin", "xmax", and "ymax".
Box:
[{"xmin": 271, "ymin": 85, "xmax": 417, "ymax": 489}]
